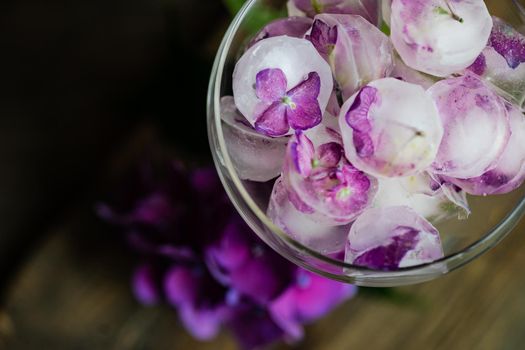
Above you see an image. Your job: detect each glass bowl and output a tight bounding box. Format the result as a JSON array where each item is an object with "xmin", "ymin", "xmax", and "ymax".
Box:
[{"xmin": 207, "ymin": 0, "xmax": 525, "ymax": 287}]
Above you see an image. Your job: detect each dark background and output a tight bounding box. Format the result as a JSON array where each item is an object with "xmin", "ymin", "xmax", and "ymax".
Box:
[{"xmin": 0, "ymin": 0, "xmax": 228, "ymax": 290}]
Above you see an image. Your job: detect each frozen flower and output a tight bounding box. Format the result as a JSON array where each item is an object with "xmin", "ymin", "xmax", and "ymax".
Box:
[
  {"xmin": 467, "ymin": 17, "xmax": 525, "ymax": 110},
  {"xmin": 428, "ymin": 74, "xmax": 511, "ymax": 179},
  {"xmin": 307, "ymin": 14, "xmax": 393, "ymax": 100},
  {"xmin": 233, "ymin": 36, "xmax": 333, "ymax": 135},
  {"xmin": 442, "ymin": 103, "xmax": 525, "ymax": 196},
  {"xmin": 345, "ymin": 206, "xmax": 444, "ymax": 270},
  {"xmin": 283, "ymin": 128, "xmax": 378, "ymax": 225},
  {"xmin": 390, "ymin": 0, "xmax": 493, "ymax": 77},
  {"xmin": 339, "ymin": 78, "xmax": 443, "ymax": 177}
]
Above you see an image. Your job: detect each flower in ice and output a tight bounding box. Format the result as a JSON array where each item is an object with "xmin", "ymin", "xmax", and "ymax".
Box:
[
  {"xmin": 307, "ymin": 14, "xmax": 393, "ymax": 100},
  {"xmin": 345, "ymin": 206, "xmax": 444, "ymax": 270},
  {"xmin": 428, "ymin": 73, "xmax": 511, "ymax": 179},
  {"xmin": 284, "ymin": 128, "xmax": 378, "ymax": 225},
  {"xmin": 339, "ymin": 78, "xmax": 443, "ymax": 178},
  {"xmin": 254, "ymin": 68, "xmax": 323, "ymax": 136},
  {"xmin": 289, "ymin": 0, "xmax": 380, "ymax": 25},
  {"xmin": 467, "ymin": 17, "xmax": 525, "ymax": 110},
  {"xmin": 442, "ymin": 103, "xmax": 525, "ymax": 196},
  {"xmin": 233, "ymin": 36, "xmax": 333, "ymax": 135},
  {"xmin": 221, "ymin": 96, "xmax": 289, "ymax": 182},
  {"xmin": 390, "ymin": 0, "xmax": 493, "ymax": 77},
  {"xmin": 98, "ymin": 162, "xmax": 356, "ymax": 349}
]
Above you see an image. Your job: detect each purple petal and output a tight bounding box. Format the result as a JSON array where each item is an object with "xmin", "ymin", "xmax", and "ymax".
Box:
[
  {"xmin": 229, "ymin": 252, "xmax": 290, "ymax": 305},
  {"xmin": 286, "ymin": 97, "xmax": 323, "ymax": 130},
  {"xmin": 308, "ymin": 19, "xmax": 338, "ymax": 57},
  {"xmin": 164, "ymin": 266, "xmax": 201, "ymax": 307},
  {"xmin": 346, "ymin": 206, "xmax": 444, "ymax": 270},
  {"xmin": 317, "ymin": 142, "xmax": 343, "ymax": 168},
  {"xmin": 468, "ymin": 53, "xmax": 487, "ymax": 76},
  {"xmin": 489, "ymin": 17, "xmax": 525, "ymax": 69},
  {"xmin": 353, "ymin": 226, "xmax": 420, "ymax": 270},
  {"xmin": 255, "ymin": 102, "xmax": 289, "ymax": 137},
  {"xmin": 178, "ymin": 305, "xmax": 223, "ymax": 341},
  {"xmin": 206, "ymin": 220, "xmax": 251, "ymax": 271},
  {"xmin": 345, "ymin": 86, "xmax": 377, "ymax": 157},
  {"xmin": 132, "ymin": 264, "xmax": 160, "ymax": 306},
  {"xmin": 269, "ymin": 268, "xmax": 356, "ymax": 340},
  {"xmin": 290, "ymin": 130, "xmax": 315, "ymax": 176},
  {"xmin": 227, "ymin": 305, "xmax": 285, "ymax": 349},
  {"xmin": 287, "ymin": 72, "xmax": 322, "ymax": 103},
  {"xmin": 286, "ymin": 72, "xmax": 323, "ymax": 130},
  {"xmin": 255, "ymin": 68, "xmax": 288, "ymax": 103}
]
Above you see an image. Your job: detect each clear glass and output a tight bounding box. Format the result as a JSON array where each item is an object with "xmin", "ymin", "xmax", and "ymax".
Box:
[{"xmin": 207, "ymin": 0, "xmax": 525, "ymax": 287}]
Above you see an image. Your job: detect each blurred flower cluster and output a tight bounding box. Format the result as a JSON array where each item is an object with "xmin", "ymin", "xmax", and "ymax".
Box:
[{"xmin": 97, "ymin": 160, "xmax": 356, "ymax": 349}]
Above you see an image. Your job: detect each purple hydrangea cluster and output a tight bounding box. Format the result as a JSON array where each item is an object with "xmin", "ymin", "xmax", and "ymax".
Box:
[{"xmin": 97, "ymin": 162, "xmax": 355, "ymax": 349}]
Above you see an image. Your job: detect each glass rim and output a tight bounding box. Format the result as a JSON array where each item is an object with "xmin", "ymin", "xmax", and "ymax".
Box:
[{"xmin": 208, "ymin": 0, "xmax": 525, "ymax": 278}]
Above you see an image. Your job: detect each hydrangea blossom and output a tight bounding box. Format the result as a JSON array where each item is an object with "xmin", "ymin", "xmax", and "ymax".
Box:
[
  {"xmin": 288, "ymin": 0, "xmax": 380, "ymax": 25},
  {"xmin": 428, "ymin": 74, "xmax": 511, "ymax": 179},
  {"xmin": 443, "ymin": 103, "xmax": 525, "ymax": 196},
  {"xmin": 233, "ymin": 36, "xmax": 333, "ymax": 136},
  {"xmin": 345, "ymin": 206, "xmax": 444, "ymax": 270},
  {"xmin": 390, "ymin": 0, "xmax": 493, "ymax": 77},
  {"xmin": 307, "ymin": 14, "xmax": 393, "ymax": 100},
  {"xmin": 221, "ymin": 96, "xmax": 289, "ymax": 182},
  {"xmin": 339, "ymin": 78, "xmax": 443, "ymax": 178},
  {"xmin": 467, "ymin": 17, "xmax": 525, "ymax": 110},
  {"xmin": 98, "ymin": 162, "xmax": 355, "ymax": 349},
  {"xmin": 282, "ymin": 128, "xmax": 378, "ymax": 225},
  {"xmin": 268, "ymin": 177, "xmax": 351, "ymax": 254},
  {"xmin": 253, "ymin": 68, "xmax": 323, "ymax": 136}
]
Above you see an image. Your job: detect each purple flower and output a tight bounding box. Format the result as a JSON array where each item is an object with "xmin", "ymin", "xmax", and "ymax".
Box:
[
  {"xmin": 284, "ymin": 129, "xmax": 378, "ymax": 225},
  {"xmin": 308, "ymin": 19, "xmax": 339, "ymax": 57},
  {"xmin": 269, "ymin": 269, "xmax": 356, "ymax": 340},
  {"xmin": 254, "ymin": 68, "xmax": 322, "ymax": 137},
  {"xmin": 488, "ymin": 17, "xmax": 525, "ymax": 69},
  {"xmin": 132, "ymin": 264, "xmax": 161, "ymax": 306},
  {"xmin": 99, "ymin": 163, "xmax": 357, "ymax": 349}
]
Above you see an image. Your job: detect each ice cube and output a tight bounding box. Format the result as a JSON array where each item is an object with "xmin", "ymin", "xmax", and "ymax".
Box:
[
  {"xmin": 221, "ymin": 96, "xmax": 289, "ymax": 182},
  {"xmin": 268, "ymin": 177, "xmax": 350, "ymax": 254},
  {"xmin": 308, "ymin": 14, "xmax": 393, "ymax": 100},
  {"xmin": 467, "ymin": 17, "xmax": 525, "ymax": 111},
  {"xmin": 283, "ymin": 129, "xmax": 378, "ymax": 225},
  {"xmin": 428, "ymin": 74, "xmax": 511, "ymax": 179},
  {"xmin": 345, "ymin": 206, "xmax": 444, "ymax": 270},
  {"xmin": 443, "ymin": 103, "xmax": 525, "ymax": 196},
  {"xmin": 233, "ymin": 36, "xmax": 333, "ymax": 135},
  {"xmin": 390, "ymin": 0, "xmax": 492, "ymax": 77},
  {"xmin": 373, "ymin": 176, "xmax": 454, "ymax": 223},
  {"xmin": 339, "ymin": 78, "xmax": 443, "ymax": 177}
]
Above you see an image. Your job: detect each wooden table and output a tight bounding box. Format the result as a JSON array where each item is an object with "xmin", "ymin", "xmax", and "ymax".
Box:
[{"xmin": 1, "ymin": 126, "xmax": 525, "ymax": 350}]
